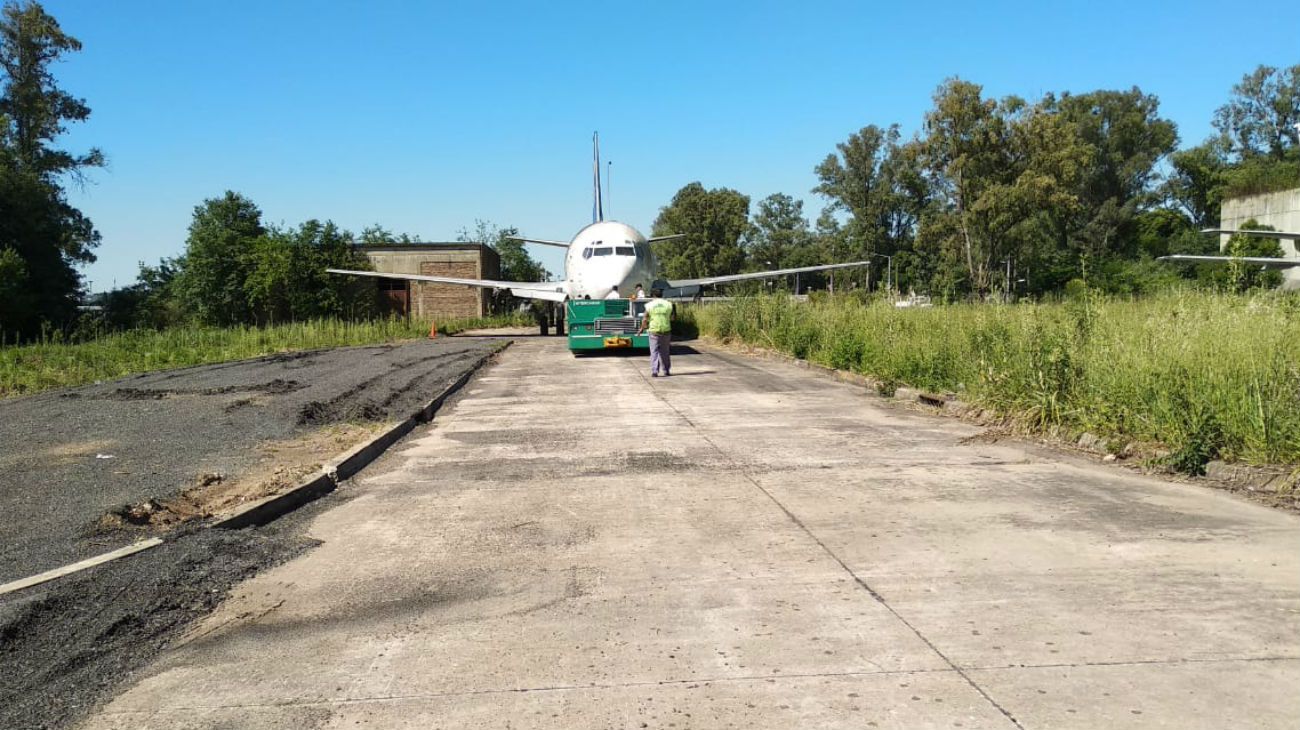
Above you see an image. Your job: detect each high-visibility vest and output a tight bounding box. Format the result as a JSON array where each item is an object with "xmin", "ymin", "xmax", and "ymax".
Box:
[{"xmin": 646, "ymin": 299, "xmax": 673, "ymax": 334}]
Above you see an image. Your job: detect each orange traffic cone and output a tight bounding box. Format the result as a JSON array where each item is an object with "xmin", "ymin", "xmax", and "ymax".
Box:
[{"xmin": 428, "ymin": 321, "xmax": 438, "ymax": 339}]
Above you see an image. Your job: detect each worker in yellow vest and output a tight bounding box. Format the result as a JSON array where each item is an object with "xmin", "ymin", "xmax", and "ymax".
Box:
[{"xmin": 637, "ymin": 288, "xmax": 674, "ymax": 377}]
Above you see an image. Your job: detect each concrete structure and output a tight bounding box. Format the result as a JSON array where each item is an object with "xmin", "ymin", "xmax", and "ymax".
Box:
[
  {"xmin": 360, "ymin": 243, "xmax": 500, "ymax": 318},
  {"xmin": 82, "ymin": 338, "xmax": 1300, "ymax": 729},
  {"xmin": 1219, "ymin": 187, "xmax": 1300, "ymax": 289}
]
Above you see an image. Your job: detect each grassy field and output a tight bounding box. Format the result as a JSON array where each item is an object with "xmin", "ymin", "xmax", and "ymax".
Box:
[
  {"xmin": 685, "ymin": 291, "xmax": 1300, "ymax": 472},
  {"xmin": 0, "ymin": 312, "xmax": 532, "ymax": 399}
]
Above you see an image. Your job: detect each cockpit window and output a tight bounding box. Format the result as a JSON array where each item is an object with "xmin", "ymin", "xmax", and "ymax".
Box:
[
  {"xmin": 592, "ymin": 247, "xmax": 613, "ymax": 256},
  {"xmin": 616, "ymin": 246, "xmax": 635, "ymax": 256}
]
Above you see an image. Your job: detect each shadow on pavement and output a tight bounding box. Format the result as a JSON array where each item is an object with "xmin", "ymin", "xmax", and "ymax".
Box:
[{"xmin": 575, "ymin": 344, "xmax": 704, "ymax": 359}]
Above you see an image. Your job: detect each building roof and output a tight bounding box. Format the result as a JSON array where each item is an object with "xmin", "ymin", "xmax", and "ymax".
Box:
[{"xmin": 357, "ymin": 241, "xmax": 496, "ymax": 255}]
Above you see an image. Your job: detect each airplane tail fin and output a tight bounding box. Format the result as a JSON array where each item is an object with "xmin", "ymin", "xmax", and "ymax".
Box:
[{"xmin": 592, "ymin": 132, "xmax": 604, "ymax": 223}]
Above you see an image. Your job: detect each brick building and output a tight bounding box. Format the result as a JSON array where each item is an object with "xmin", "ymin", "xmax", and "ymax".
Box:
[{"xmin": 359, "ymin": 243, "xmax": 501, "ymax": 318}]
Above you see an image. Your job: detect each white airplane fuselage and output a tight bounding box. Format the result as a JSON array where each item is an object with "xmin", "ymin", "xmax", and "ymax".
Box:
[{"xmin": 562, "ymin": 220, "xmax": 660, "ymax": 300}]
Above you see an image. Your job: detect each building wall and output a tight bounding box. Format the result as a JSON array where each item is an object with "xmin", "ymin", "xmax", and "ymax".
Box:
[
  {"xmin": 1219, "ymin": 187, "xmax": 1300, "ymax": 289},
  {"xmin": 362, "ymin": 245, "xmax": 500, "ymax": 318}
]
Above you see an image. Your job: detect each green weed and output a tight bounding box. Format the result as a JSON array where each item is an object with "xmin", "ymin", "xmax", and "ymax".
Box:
[
  {"xmin": 683, "ymin": 292, "xmax": 1300, "ymax": 471},
  {"xmin": 0, "ymin": 312, "xmax": 532, "ymax": 398}
]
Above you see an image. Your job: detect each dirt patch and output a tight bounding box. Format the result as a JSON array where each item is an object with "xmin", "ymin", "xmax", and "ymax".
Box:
[
  {"xmin": 91, "ymin": 423, "xmax": 385, "ymax": 535},
  {"xmin": 0, "ymin": 440, "xmax": 121, "ymax": 470},
  {"xmin": 298, "ymin": 399, "xmax": 388, "ymax": 425},
  {"xmin": 41, "ymin": 439, "xmax": 120, "ymax": 460}
]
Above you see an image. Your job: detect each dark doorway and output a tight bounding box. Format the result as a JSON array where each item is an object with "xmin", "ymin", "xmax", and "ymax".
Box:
[{"xmin": 378, "ymin": 279, "xmax": 410, "ymax": 316}]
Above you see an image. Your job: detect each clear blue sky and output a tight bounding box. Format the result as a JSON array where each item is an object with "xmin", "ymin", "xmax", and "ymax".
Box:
[{"xmin": 38, "ymin": 0, "xmax": 1300, "ymax": 291}]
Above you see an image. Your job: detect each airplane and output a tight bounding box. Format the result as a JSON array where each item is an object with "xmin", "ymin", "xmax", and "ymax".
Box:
[
  {"xmin": 1160, "ymin": 228, "xmax": 1300, "ymax": 272},
  {"xmin": 327, "ymin": 134, "xmax": 873, "ymax": 303}
]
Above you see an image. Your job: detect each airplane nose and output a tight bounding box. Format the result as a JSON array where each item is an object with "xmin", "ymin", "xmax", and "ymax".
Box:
[{"xmin": 622, "ymin": 261, "xmax": 639, "ymax": 292}]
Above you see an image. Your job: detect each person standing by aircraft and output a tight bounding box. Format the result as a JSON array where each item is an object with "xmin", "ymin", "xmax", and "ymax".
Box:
[
  {"xmin": 637, "ymin": 288, "xmax": 674, "ymax": 377},
  {"xmin": 605, "ymin": 286, "xmax": 621, "ymax": 300},
  {"xmin": 634, "ymin": 283, "xmax": 646, "ymax": 300}
]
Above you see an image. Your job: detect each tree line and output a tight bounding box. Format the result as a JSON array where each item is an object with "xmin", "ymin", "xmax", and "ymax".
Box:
[
  {"xmin": 2, "ymin": 0, "xmax": 1296, "ymax": 341},
  {"xmin": 652, "ymin": 66, "xmax": 1299, "ymax": 299},
  {"xmin": 0, "ymin": 2, "xmax": 551, "ymax": 338},
  {"xmin": 98, "ymin": 200, "xmax": 553, "ymax": 331}
]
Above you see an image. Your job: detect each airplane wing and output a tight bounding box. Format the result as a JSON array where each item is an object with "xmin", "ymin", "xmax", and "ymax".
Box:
[
  {"xmin": 1201, "ymin": 228, "xmax": 1300, "ymax": 240},
  {"xmin": 326, "ymin": 269, "xmax": 568, "ymax": 302},
  {"xmin": 1158, "ymin": 255, "xmax": 1300, "ymax": 269},
  {"xmin": 507, "ymin": 236, "xmax": 570, "ymax": 248},
  {"xmin": 665, "ymin": 260, "xmax": 874, "ymax": 289}
]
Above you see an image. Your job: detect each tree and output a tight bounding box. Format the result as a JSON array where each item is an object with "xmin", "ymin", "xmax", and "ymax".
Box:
[
  {"xmin": 457, "ymin": 219, "xmax": 547, "ymax": 282},
  {"xmin": 651, "ymin": 182, "xmax": 750, "ymax": 279},
  {"xmin": 244, "ymin": 220, "xmax": 376, "ymax": 323},
  {"xmin": 1220, "ymin": 220, "xmax": 1284, "ymax": 292},
  {"xmin": 1049, "ymin": 88, "xmax": 1178, "ymax": 259},
  {"xmin": 0, "ymin": 1, "xmax": 101, "ymax": 177},
  {"xmin": 1165, "ymin": 141, "xmax": 1228, "ymax": 228},
  {"xmin": 456, "ymin": 219, "xmax": 546, "ymax": 311},
  {"xmin": 359, "ymin": 224, "xmax": 418, "ymax": 245},
  {"xmin": 1132, "ymin": 208, "xmax": 1195, "ymax": 259},
  {"xmin": 1213, "ymin": 65, "xmax": 1300, "ymax": 161},
  {"xmin": 917, "ymin": 80, "xmax": 1088, "ymax": 296},
  {"xmin": 173, "ymin": 191, "xmax": 265, "ymax": 326},
  {"xmin": 131, "ymin": 258, "xmax": 182, "ymax": 328},
  {"xmin": 0, "ymin": 245, "xmax": 31, "ymax": 334},
  {"xmin": 813, "ymin": 124, "xmax": 928, "ymax": 266},
  {"xmin": 0, "ymin": 1, "xmax": 101, "ymax": 336},
  {"xmin": 746, "ymin": 193, "xmax": 813, "ymax": 269}
]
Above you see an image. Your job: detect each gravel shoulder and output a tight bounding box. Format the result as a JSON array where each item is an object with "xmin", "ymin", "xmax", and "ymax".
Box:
[
  {"xmin": 0, "ymin": 501, "xmax": 325, "ymax": 730},
  {"xmin": 0, "ymin": 337, "xmax": 503, "ymax": 584},
  {"xmin": 0, "ymin": 336, "xmax": 508, "ymax": 730}
]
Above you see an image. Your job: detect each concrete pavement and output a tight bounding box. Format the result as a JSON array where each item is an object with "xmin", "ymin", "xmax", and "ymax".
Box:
[{"xmin": 80, "ymin": 338, "xmax": 1300, "ymax": 729}]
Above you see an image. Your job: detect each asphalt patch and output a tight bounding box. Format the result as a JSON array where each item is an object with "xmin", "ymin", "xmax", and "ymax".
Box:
[
  {"xmin": 0, "ymin": 338, "xmax": 502, "ymax": 584},
  {"xmin": 0, "ymin": 525, "xmax": 318, "ymax": 730}
]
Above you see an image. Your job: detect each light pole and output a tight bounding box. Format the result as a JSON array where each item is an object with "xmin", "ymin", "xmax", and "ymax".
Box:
[{"xmin": 870, "ymin": 253, "xmax": 893, "ymax": 296}]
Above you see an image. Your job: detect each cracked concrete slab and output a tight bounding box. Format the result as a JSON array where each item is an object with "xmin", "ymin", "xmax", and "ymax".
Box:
[{"xmin": 79, "ymin": 338, "xmax": 1300, "ymax": 729}]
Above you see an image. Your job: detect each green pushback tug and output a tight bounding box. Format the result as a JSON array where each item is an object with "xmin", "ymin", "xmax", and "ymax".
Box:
[{"xmin": 564, "ymin": 298, "xmax": 650, "ymax": 352}]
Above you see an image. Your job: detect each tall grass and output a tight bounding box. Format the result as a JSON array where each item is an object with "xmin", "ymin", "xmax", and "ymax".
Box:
[
  {"xmin": 0, "ymin": 312, "xmax": 532, "ymax": 398},
  {"xmin": 686, "ymin": 292, "xmax": 1300, "ymax": 470}
]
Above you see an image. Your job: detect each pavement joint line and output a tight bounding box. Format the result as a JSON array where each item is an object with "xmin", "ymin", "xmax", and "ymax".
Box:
[
  {"xmin": 631, "ymin": 348, "xmax": 1027, "ymax": 730},
  {"xmin": 94, "ymin": 666, "xmax": 969, "ymax": 713},
  {"xmin": 961, "ymin": 655, "xmax": 1300, "ymax": 672},
  {"xmin": 0, "ymin": 341, "xmax": 510, "ymax": 596}
]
